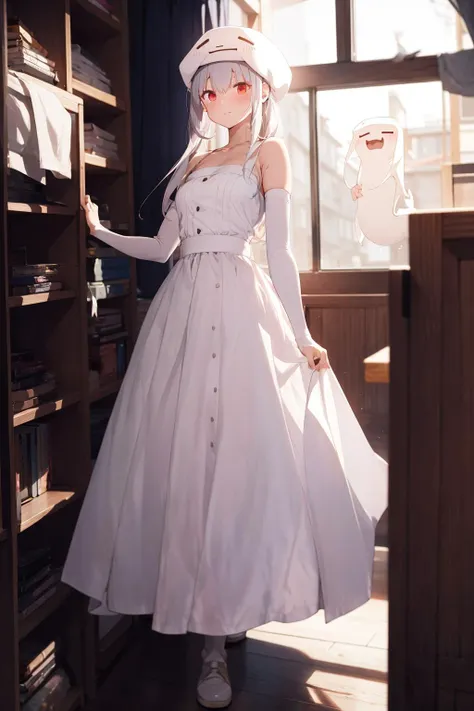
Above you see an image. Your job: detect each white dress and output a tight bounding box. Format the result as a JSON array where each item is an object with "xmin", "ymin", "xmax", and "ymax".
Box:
[{"xmin": 61, "ymin": 163, "xmax": 387, "ymax": 636}]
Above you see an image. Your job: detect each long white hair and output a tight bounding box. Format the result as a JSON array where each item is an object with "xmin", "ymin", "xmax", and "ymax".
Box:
[{"xmin": 157, "ymin": 61, "xmax": 280, "ymax": 215}]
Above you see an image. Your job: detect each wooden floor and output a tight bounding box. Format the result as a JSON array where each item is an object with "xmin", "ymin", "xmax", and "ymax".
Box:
[{"xmin": 85, "ymin": 549, "xmax": 388, "ymax": 711}]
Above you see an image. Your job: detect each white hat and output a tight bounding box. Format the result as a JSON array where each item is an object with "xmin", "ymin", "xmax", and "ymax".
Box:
[{"xmin": 179, "ymin": 26, "xmax": 292, "ymax": 102}]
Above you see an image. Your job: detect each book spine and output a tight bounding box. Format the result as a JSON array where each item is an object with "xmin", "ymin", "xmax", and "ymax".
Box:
[
  {"xmin": 20, "ymin": 641, "xmax": 56, "ymax": 681},
  {"xmin": 19, "ymin": 584, "xmax": 57, "ymax": 619}
]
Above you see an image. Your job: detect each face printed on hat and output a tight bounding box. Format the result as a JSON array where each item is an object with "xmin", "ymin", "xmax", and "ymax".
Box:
[{"xmin": 200, "ymin": 71, "xmax": 269, "ymax": 129}]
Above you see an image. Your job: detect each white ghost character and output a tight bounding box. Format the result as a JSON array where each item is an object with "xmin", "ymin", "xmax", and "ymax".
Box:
[{"xmin": 343, "ymin": 117, "xmax": 414, "ymax": 246}]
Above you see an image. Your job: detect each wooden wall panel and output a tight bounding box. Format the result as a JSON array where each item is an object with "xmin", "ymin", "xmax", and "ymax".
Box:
[{"xmin": 304, "ymin": 294, "xmax": 388, "ymax": 424}]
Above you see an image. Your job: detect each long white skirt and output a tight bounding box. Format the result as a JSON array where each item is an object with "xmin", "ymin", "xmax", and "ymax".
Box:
[{"xmin": 61, "ymin": 252, "xmax": 387, "ymax": 636}]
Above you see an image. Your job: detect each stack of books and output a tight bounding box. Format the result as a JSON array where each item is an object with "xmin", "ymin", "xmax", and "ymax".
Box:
[
  {"xmin": 7, "ymin": 169, "xmax": 47, "ymax": 204},
  {"xmin": 10, "ymin": 263, "xmax": 62, "ymax": 297},
  {"xmin": 84, "ymin": 123, "xmax": 119, "ymax": 161},
  {"xmin": 18, "ymin": 547, "xmax": 62, "ymax": 619},
  {"xmin": 7, "ymin": 18, "xmax": 58, "ymax": 84},
  {"xmin": 21, "ymin": 669, "xmax": 71, "ymax": 711},
  {"xmin": 14, "ymin": 422, "xmax": 51, "ymax": 508},
  {"xmin": 72, "ymin": 44, "xmax": 112, "ymax": 94},
  {"xmin": 11, "ymin": 351, "xmax": 57, "ymax": 414},
  {"xmin": 89, "ymin": 306, "xmax": 127, "ymax": 387},
  {"xmin": 87, "ymin": 241, "xmax": 130, "ymax": 302},
  {"xmin": 19, "ymin": 634, "xmax": 58, "ymax": 705}
]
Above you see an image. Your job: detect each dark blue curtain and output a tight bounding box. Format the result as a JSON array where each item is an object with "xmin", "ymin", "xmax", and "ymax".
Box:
[{"xmin": 128, "ymin": 0, "xmax": 228, "ymax": 298}]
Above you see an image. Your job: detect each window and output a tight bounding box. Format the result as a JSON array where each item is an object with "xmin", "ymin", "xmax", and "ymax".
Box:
[
  {"xmin": 317, "ymin": 82, "xmax": 452, "ymax": 270},
  {"xmin": 262, "ymin": 0, "xmax": 337, "ymax": 66},
  {"xmin": 228, "ymin": 0, "xmax": 249, "ymax": 27},
  {"xmin": 353, "ymin": 0, "xmax": 470, "ymax": 61}
]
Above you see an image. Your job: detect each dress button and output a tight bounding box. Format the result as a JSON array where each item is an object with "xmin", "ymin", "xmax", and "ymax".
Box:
[
  {"xmin": 211, "ymin": 417, "xmax": 215, "ymax": 423},
  {"xmin": 212, "ymin": 326, "xmax": 216, "ymax": 331},
  {"xmin": 196, "ymin": 206, "xmax": 200, "ymax": 211},
  {"xmin": 210, "ymin": 442, "xmax": 214, "ymax": 448},
  {"xmin": 202, "ymin": 177, "xmax": 208, "ymax": 182},
  {"xmin": 215, "ymin": 283, "xmax": 220, "ymax": 289},
  {"xmin": 197, "ymin": 228, "xmax": 201, "ymax": 234},
  {"xmin": 212, "ymin": 353, "xmax": 216, "ymax": 358},
  {"xmin": 214, "ymin": 387, "xmax": 218, "ymax": 393}
]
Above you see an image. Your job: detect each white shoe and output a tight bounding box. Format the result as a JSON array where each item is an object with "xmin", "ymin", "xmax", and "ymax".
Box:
[
  {"xmin": 226, "ymin": 631, "xmax": 246, "ymax": 645},
  {"xmin": 197, "ymin": 659, "xmax": 232, "ymax": 709}
]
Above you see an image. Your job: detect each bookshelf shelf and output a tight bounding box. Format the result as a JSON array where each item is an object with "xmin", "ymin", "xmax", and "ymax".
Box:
[
  {"xmin": 72, "ymin": 0, "xmax": 121, "ymax": 35},
  {"xmin": 84, "ymin": 153, "xmax": 126, "ymax": 173},
  {"xmin": 90, "ymin": 379, "xmax": 123, "ymax": 403},
  {"xmin": 19, "ymin": 583, "xmax": 71, "ymax": 641},
  {"xmin": 13, "ymin": 394, "xmax": 81, "ymax": 427},
  {"xmin": 8, "ymin": 290, "xmax": 76, "ymax": 308},
  {"xmin": 72, "ymin": 78, "xmax": 125, "ymax": 113},
  {"xmin": 20, "ymin": 490, "xmax": 78, "ymax": 533},
  {"xmin": 7, "ymin": 202, "xmax": 76, "ymax": 215}
]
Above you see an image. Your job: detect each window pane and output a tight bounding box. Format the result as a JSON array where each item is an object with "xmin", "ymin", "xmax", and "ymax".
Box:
[
  {"xmin": 317, "ymin": 82, "xmax": 455, "ymax": 270},
  {"xmin": 228, "ymin": 0, "xmax": 248, "ymax": 27},
  {"xmin": 263, "ymin": 0, "xmax": 337, "ymax": 66},
  {"xmin": 251, "ymin": 91, "xmax": 313, "ymax": 271},
  {"xmin": 354, "ymin": 0, "xmax": 472, "ymax": 61}
]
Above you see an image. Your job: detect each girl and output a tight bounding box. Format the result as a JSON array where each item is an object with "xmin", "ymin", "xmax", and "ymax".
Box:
[{"xmin": 62, "ymin": 26, "xmax": 387, "ymax": 709}]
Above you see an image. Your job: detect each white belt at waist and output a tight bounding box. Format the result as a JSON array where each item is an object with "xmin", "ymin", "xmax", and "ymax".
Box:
[{"xmin": 180, "ymin": 235, "xmax": 252, "ymax": 258}]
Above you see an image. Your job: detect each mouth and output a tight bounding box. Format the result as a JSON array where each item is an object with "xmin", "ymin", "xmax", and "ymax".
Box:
[
  {"xmin": 366, "ymin": 138, "xmax": 384, "ymax": 150},
  {"xmin": 209, "ymin": 47, "xmax": 238, "ymax": 54}
]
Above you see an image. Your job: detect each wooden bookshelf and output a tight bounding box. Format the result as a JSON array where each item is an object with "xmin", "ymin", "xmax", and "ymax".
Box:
[
  {"xmin": 8, "ymin": 290, "xmax": 76, "ymax": 308},
  {"xmin": 0, "ymin": 1, "xmax": 137, "ymax": 709},
  {"xmin": 20, "ymin": 490, "xmax": 78, "ymax": 532},
  {"xmin": 7, "ymin": 202, "xmax": 76, "ymax": 215}
]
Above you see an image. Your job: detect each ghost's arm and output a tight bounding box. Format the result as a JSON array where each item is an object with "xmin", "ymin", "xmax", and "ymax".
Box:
[
  {"xmin": 92, "ymin": 203, "xmax": 180, "ymax": 262},
  {"xmin": 392, "ymin": 169, "xmax": 413, "ymax": 214}
]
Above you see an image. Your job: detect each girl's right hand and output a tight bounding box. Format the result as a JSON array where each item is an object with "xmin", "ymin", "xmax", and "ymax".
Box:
[{"xmin": 82, "ymin": 194, "xmax": 101, "ymax": 232}]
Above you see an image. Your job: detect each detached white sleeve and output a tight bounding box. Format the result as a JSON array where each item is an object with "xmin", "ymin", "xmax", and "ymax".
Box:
[
  {"xmin": 92, "ymin": 203, "xmax": 180, "ymax": 263},
  {"xmin": 265, "ymin": 188, "xmax": 315, "ymax": 349}
]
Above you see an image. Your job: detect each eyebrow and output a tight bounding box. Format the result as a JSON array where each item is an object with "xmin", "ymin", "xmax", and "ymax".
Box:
[
  {"xmin": 381, "ymin": 131, "xmax": 394, "ymax": 134},
  {"xmin": 359, "ymin": 132, "xmax": 370, "ymax": 137},
  {"xmin": 197, "ymin": 39, "xmax": 209, "ymax": 49},
  {"xmin": 238, "ymin": 36, "xmax": 254, "ymax": 45}
]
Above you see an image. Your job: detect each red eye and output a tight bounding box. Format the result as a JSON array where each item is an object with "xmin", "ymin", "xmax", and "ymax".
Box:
[
  {"xmin": 236, "ymin": 83, "xmax": 248, "ymax": 95},
  {"xmin": 203, "ymin": 90, "xmax": 217, "ymax": 102}
]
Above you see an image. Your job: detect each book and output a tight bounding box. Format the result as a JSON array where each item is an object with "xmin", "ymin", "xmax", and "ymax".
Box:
[
  {"xmin": 18, "ymin": 547, "xmax": 52, "ymax": 584},
  {"xmin": 11, "ymin": 264, "xmax": 59, "ymax": 278},
  {"xmin": 84, "ymin": 123, "xmax": 116, "ymax": 142},
  {"xmin": 8, "ymin": 47, "xmax": 55, "ymax": 68},
  {"xmin": 19, "ymin": 584, "xmax": 58, "ymax": 619},
  {"xmin": 19, "ymin": 569, "xmax": 62, "ymax": 614},
  {"xmin": 7, "ymin": 18, "xmax": 48, "ymax": 55},
  {"xmin": 20, "ymin": 654, "xmax": 56, "ymax": 701},
  {"xmin": 87, "ymin": 279, "xmax": 130, "ymax": 301},
  {"xmin": 20, "ymin": 424, "xmax": 51, "ymax": 498},
  {"xmin": 87, "ymin": 257, "xmax": 130, "ymax": 282},
  {"xmin": 12, "ymin": 282, "xmax": 62, "ymax": 296},
  {"xmin": 7, "ymin": 36, "xmax": 48, "ymax": 58},
  {"xmin": 21, "ymin": 668, "xmax": 70, "ymax": 711},
  {"xmin": 13, "ymin": 396, "xmax": 39, "ymax": 413},
  {"xmin": 10, "ymin": 275, "xmax": 50, "ymax": 286},
  {"xmin": 18, "ymin": 564, "xmax": 52, "ymax": 595},
  {"xmin": 12, "ymin": 379, "xmax": 56, "ymax": 403},
  {"xmin": 20, "ymin": 639, "xmax": 56, "ymax": 682},
  {"xmin": 8, "ymin": 58, "xmax": 57, "ymax": 83}
]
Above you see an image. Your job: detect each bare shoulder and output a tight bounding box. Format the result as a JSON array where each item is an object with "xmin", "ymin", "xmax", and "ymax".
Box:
[{"xmin": 258, "ymin": 138, "xmax": 291, "ymax": 193}]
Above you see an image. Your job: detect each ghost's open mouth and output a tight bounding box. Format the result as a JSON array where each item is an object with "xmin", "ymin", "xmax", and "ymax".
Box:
[{"xmin": 366, "ymin": 138, "xmax": 384, "ymax": 150}]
